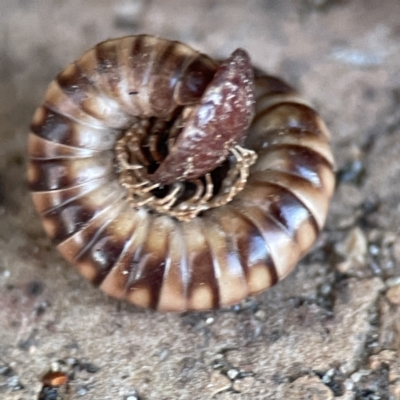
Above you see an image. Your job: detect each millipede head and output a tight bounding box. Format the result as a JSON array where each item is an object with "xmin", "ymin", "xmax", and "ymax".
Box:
[{"xmin": 148, "ymin": 48, "xmax": 255, "ymax": 185}]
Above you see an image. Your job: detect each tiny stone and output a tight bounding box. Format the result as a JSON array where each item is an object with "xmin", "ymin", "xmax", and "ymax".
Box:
[
  {"xmin": 336, "ymin": 215, "xmax": 357, "ymax": 230},
  {"xmin": 232, "ymin": 376, "xmax": 255, "ymax": 392},
  {"xmin": 255, "ymin": 309, "xmax": 266, "ymax": 321},
  {"xmin": 368, "ymin": 355, "xmax": 381, "ymax": 370},
  {"xmin": 283, "ymin": 376, "xmax": 334, "ymax": 400},
  {"xmin": 211, "ymin": 358, "xmax": 225, "ymax": 370},
  {"xmin": 326, "ymin": 368, "xmax": 335, "ymax": 377},
  {"xmin": 350, "ymin": 372, "xmax": 362, "ymax": 382},
  {"xmin": 159, "ymin": 348, "xmax": 170, "ymax": 361},
  {"xmin": 366, "ymin": 229, "xmax": 381, "ymax": 243},
  {"xmin": 386, "ymin": 277, "xmax": 400, "ymax": 287},
  {"xmin": 7, "ymin": 376, "xmax": 19, "ymax": 387},
  {"xmin": 227, "ymin": 369, "xmax": 239, "ymax": 380},
  {"xmin": 379, "ymin": 349, "xmax": 397, "ymax": 362},
  {"xmin": 368, "ymin": 244, "xmax": 379, "ymax": 256},
  {"xmin": 205, "ymin": 317, "xmax": 214, "ymax": 325},
  {"xmin": 386, "ymin": 284, "xmax": 400, "ymax": 305},
  {"xmin": 336, "ymin": 260, "xmax": 352, "ymax": 274},
  {"xmin": 390, "ymin": 382, "xmax": 400, "ymax": 398},
  {"xmin": 207, "ymin": 372, "xmax": 231, "ymax": 394},
  {"xmin": 51, "ymin": 361, "xmax": 60, "ymax": 371},
  {"xmin": 125, "ymin": 392, "xmax": 139, "ymax": 400},
  {"xmin": 320, "ymin": 284, "xmax": 332, "ymax": 296},
  {"xmin": 7, "ymin": 375, "xmax": 24, "ymax": 391},
  {"xmin": 322, "ymin": 374, "xmax": 331, "ymax": 384},
  {"xmin": 77, "ymin": 385, "xmax": 89, "ymax": 396},
  {"xmin": 84, "ymin": 362, "xmax": 99, "ymax": 373},
  {"xmin": 335, "ymin": 227, "xmax": 367, "ymax": 265},
  {"xmin": 321, "ymin": 369, "xmax": 335, "ymax": 383},
  {"xmin": 350, "ymin": 369, "xmax": 370, "ymax": 383},
  {"xmin": 343, "ymin": 379, "xmax": 354, "ymax": 391},
  {"xmin": 66, "ymin": 358, "xmax": 77, "ymax": 366}
]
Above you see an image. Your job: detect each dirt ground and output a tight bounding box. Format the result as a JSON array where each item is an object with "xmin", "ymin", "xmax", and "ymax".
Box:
[{"xmin": 1, "ymin": 0, "xmax": 400, "ymax": 399}]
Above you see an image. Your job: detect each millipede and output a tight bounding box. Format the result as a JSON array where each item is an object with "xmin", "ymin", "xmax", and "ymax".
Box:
[{"xmin": 27, "ymin": 35, "xmax": 335, "ymax": 312}]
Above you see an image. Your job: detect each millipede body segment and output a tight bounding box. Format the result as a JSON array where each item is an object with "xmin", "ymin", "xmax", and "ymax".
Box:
[{"xmin": 27, "ymin": 35, "xmax": 335, "ymax": 311}]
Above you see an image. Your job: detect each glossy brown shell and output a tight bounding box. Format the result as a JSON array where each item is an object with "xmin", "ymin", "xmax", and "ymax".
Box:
[{"xmin": 27, "ymin": 35, "xmax": 335, "ymax": 312}]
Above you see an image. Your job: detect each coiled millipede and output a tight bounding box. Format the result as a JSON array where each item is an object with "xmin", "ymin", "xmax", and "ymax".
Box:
[{"xmin": 27, "ymin": 35, "xmax": 335, "ymax": 312}]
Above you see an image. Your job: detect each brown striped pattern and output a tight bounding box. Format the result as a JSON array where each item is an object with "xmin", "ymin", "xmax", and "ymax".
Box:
[{"xmin": 27, "ymin": 35, "xmax": 335, "ymax": 311}]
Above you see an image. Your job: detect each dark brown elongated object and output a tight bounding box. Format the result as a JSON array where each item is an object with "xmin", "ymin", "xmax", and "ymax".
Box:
[{"xmin": 27, "ymin": 35, "xmax": 335, "ymax": 311}]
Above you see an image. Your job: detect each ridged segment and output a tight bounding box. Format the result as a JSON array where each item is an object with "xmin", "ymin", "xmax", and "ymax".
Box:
[
  {"xmin": 157, "ymin": 223, "xmax": 188, "ymax": 312},
  {"xmin": 201, "ymin": 219, "xmax": 248, "ymax": 307},
  {"xmin": 28, "ymin": 133, "xmax": 101, "ymax": 160},
  {"xmin": 27, "ymin": 152, "xmax": 114, "ymax": 191},
  {"xmin": 39, "ymin": 182, "xmax": 125, "ymax": 243},
  {"xmin": 31, "ymin": 107, "xmax": 119, "ymax": 151},
  {"xmin": 247, "ymin": 128, "xmax": 334, "ymax": 167},
  {"xmin": 56, "ymin": 61, "xmax": 133, "ymax": 130},
  {"xmin": 181, "ymin": 219, "xmax": 220, "ymax": 310},
  {"xmin": 211, "ymin": 206, "xmax": 278, "ymax": 296},
  {"xmin": 31, "ymin": 177, "xmax": 110, "ymax": 214},
  {"xmin": 56, "ymin": 198, "xmax": 127, "ymax": 283},
  {"xmin": 250, "ymin": 103, "xmax": 330, "ymax": 140},
  {"xmin": 238, "ymin": 180, "xmax": 318, "ymax": 257},
  {"xmin": 249, "ymin": 170, "xmax": 330, "ymax": 230},
  {"xmin": 28, "ymin": 35, "xmax": 335, "ymax": 311},
  {"xmin": 100, "ymin": 208, "xmax": 151, "ymax": 303},
  {"xmin": 124, "ymin": 215, "xmax": 172, "ymax": 309}
]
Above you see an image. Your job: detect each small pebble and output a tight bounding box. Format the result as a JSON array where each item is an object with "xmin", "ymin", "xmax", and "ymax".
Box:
[
  {"xmin": 66, "ymin": 358, "xmax": 77, "ymax": 366},
  {"xmin": 368, "ymin": 244, "xmax": 380, "ymax": 256},
  {"xmin": 7, "ymin": 375, "xmax": 21, "ymax": 388},
  {"xmin": 350, "ymin": 369, "xmax": 370, "ymax": 383},
  {"xmin": 211, "ymin": 357, "xmax": 225, "ymax": 370},
  {"xmin": 322, "ymin": 368, "xmax": 335, "ymax": 383},
  {"xmin": 232, "ymin": 376, "xmax": 255, "ymax": 392},
  {"xmin": 390, "ymin": 382, "xmax": 400, "ymax": 398},
  {"xmin": 125, "ymin": 391, "xmax": 140, "ymax": 400},
  {"xmin": 159, "ymin": 348, "xmax": 170, "ymax": 362},
  {"xmin": 368, "ymin": 355, "xmax": 382, "ymax": 370},
  {"xmin": 386, "ymin": 277, "xmax": 400, "ymax": 287},
  {"xmin": 336, "ymin": 260, "xmax": 352, "ymax": 274},
  {"xmin": 386, "ymin": 284, "xmax": 400, "ymax": 305},
  {"xmin": 335, "ymin": 227, "xmax": 367, "ymax": 265},
  {"xmin": 227, "ymin": 369, "xmax": 239, "ymax": 380},
  {"xmin": 51, "ymin": 361, "xmax": 60, "ymax": 371},
  {"xmin": 255, "ymin": 310, "xmax": 266, "ymax": 321},
  {"xmin": 77, "ymin": 385, "xmax": 89, "ymax": 396},
  {"xmin": 83, "ymin": 362, "xmax": 99, "ymax": 373},
  {"xmin": 208, "ymin": 372, "xmax": 231, "ymax": 394},
  {"xmin": 283, "ymin": 376, "xmax": 334, "ymax": 400},
  {"xmin": 343, "ymin": 378, "xmax": 354, "ymax": 391}
]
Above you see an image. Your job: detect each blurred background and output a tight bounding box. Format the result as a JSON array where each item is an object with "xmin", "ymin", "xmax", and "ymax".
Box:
[{"xmin": 2, "ymin": 1, "xmax": 400, "ymax": 399}]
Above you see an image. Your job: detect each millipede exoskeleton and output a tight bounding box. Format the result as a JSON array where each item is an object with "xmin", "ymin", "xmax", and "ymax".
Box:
[{"xmin": 28, "ymin": 35, "xmax": 335, "ymax": 311}]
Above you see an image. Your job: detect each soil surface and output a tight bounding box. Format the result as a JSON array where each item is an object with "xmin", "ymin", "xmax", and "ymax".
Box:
[{"xmin": 1, "ymin": 1, "xmax": 400, "ymax": 399}]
